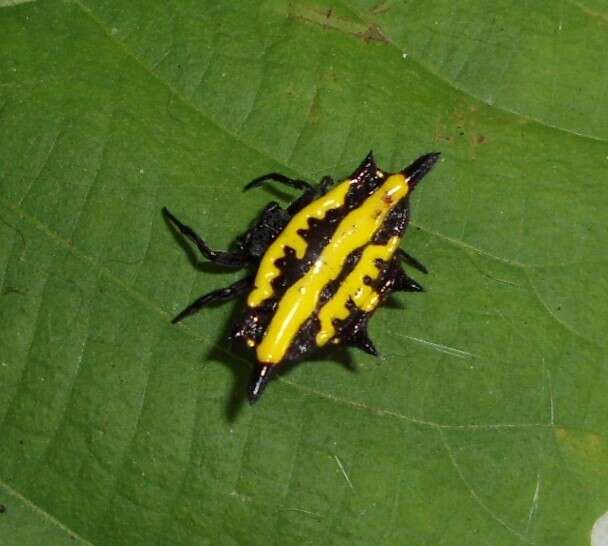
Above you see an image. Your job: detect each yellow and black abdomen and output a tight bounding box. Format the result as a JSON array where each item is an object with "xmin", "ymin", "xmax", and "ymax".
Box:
[{"xmin": 234, "ymin": 153, "xmax": 436, "ymax": 378}]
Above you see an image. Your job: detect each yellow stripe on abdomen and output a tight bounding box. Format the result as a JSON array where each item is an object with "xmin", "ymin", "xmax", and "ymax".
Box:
[
  {"xmin": 256, "ymin": 174, "xmax": 409, "ymax": 364},
  {"xmin": 247, "ymin": 180, "xmax": 352, "ymax": 307},
  {"xmin": 315, "ymin": 236, "xmax": 400, "ymax": 346}
]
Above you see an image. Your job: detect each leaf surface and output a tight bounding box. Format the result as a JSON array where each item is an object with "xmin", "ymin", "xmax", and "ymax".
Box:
[{"xmin": 1, "ymin": 1, "xmax": 607, "ymax": 545}]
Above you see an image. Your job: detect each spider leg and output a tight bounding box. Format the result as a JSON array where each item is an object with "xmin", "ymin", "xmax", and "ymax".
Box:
[
  {"xmin": 172, "ymin": 275, "xmax": 254, "ymax": 324},
  {"xmin": 397, "ymin": 248, "xmax": 428, "ymax": 274},
  {"xmin": 244, "ymin": 173, "xmax": 314, "ymax": 193},
  {"xmin": 164, "ymin": 207, "xmax": 253, "ymax": 267}
]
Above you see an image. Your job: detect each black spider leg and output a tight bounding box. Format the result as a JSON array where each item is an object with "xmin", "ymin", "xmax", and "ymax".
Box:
[
  {"xmin": 244, "ymin": 173, "xmax": 315, "ymax": 193},
  {"xmin": 172, "ymin": 275, "xmax": 254, "ymax": 324},
  {"xmin": 245, "ymin": 171, "xmax": 337, "ymax": 220},
  {"xmin": 244, "ymin": 172, "xmax": 318, "ymax": 216},
  {"xmin": 163, "ymin": 207, "xmax": 253, "ymax": 267},
  {"xmin": 397, "ymin": 248, "xmax": 428, "ymax": 275}
]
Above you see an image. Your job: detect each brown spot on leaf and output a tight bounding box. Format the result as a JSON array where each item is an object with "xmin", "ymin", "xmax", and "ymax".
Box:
[
  {"xmin": 370, "ymin": 1, "xmax": 393, "ymax": 15},
  {"xmin": 288, "ymin": 6, "xmax": 389, "ymax": 45},
  {"xmin": 308, "ymin": 88, "xmax": 321, "ymax": 123},
  {"xmin": 356, "ymin": 24, "xmax": 390, "ymax": 44},
  {"xmin": 2, "ymin": 286, "xmax": 26, "ymax": 296}
]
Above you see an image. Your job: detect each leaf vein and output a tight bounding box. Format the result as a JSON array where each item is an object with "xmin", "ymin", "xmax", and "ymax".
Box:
[
  {"xmin": 439, "ymin": 429, "xmax": 532, "ymax": 544},
  {"xmin": 0, "ymin": 478, "xmax": 94, "ymax": 545}
]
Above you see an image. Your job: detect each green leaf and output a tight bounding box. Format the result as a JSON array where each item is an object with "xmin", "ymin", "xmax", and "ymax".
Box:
[{"xmin": 1, "ymin": 1, "xmax": 607, "ymax": 545}]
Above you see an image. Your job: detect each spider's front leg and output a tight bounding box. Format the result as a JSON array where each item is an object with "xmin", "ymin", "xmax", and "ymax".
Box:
[
  {"xmin": 171, "ymin": 275, "xmax": 254, "ymax": 324},
  {"xmin": 163, "ymin": 207, "xmax": 254, "ymax": 267}
]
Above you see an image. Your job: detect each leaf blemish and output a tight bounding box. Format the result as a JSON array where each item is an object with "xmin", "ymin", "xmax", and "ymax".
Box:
[
  {"xmin": 334, "ymin": 454, "xmax": 355, "ymax": 490},
  {"xmin": 288, "ymin": 6, "xmax": 389, "ymax": 44},
  {"xmin": 0, "ymin": 0, "xmax": 36, "ymax": 8}
]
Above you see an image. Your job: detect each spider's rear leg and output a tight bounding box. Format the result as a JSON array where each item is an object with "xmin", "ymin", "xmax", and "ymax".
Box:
[
  {"xmin": 172, "ymin": 275, "xmax": 254, "ymax": 324},
  {"xmin": 164, "ymin": 207, "xmax": 253, "ymax": 267}
]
